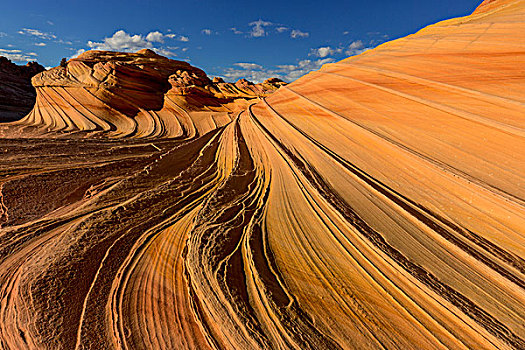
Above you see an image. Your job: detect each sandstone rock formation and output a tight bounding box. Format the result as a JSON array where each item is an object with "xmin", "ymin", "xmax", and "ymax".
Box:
[
  {"xmin": 7, "ymin": 49, "xmax": 284, "ymax": 138},
  {"xmin": 0, "ymin": 57, "xmax": 45, "ymax": 122},
  {"xmin": 0, "ymin": 0, "xmax": 523, "ymax": 349}
]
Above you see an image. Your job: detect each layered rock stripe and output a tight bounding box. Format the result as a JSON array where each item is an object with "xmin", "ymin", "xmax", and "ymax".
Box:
[
  {"xmin": 0, "ymin": 0, "xmax": 523, "ymax": 349},
  {"xmin": 5, "ymin": 49, "xmax": 285, "ymax": 139}
]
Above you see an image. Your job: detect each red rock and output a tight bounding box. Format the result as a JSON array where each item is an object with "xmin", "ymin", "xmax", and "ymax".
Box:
[
  {"xmin": 0, "ymin": 1, "xmax": 522, "ymax": 349},
  {"xmin": 11, "ymin": 50, "xmax": 285, "ymax": 137}
]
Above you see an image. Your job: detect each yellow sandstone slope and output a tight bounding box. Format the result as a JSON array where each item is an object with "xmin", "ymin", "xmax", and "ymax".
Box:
[{"xmin": 0, "ymin": 0, "xmax": 523, "ymax": 349}]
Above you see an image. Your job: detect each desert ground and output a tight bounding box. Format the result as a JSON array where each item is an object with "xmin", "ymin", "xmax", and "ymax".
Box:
[{"xmin": 0, "ymin": 0, "xmax": 523, "ymax": 349}]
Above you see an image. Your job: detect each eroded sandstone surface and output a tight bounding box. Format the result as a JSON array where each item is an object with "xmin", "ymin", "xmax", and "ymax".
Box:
[
  {"xmin": 5, "ymin": 48, "xmax": 284, "ymax": 138},
  {"xmin": 0, "ymin": 0, "xmax": 523, "ymax": 349}
]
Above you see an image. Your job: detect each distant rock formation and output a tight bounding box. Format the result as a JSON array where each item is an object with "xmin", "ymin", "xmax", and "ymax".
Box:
[
  {"xmin": 0, "ymin": 1, "xmax": 523, "ymax": 349},
  {"xmin": 0, "ymin": 57, "xmax": 45, "ymax": 122},
  {"xmin": 14, "ymin": 49, "xmax": 285, "ymax": 137}
]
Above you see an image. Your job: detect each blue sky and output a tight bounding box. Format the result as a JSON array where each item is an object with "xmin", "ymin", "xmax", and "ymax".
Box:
[{"xmin": 0, "ymin": 0, "xmax": 481, "ymax": 82}]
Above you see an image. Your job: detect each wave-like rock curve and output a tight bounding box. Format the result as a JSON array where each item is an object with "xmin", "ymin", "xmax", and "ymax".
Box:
[
  {"xmin": 5, "ymin": 49, "xmax": 285, "ymax": 138},
  {"xmin": 0, "ymin": 0, "xmax": 523, "ymax": 349}
]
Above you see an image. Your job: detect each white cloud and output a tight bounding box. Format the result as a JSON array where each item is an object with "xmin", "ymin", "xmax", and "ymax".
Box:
[
  {"xmin": 222, "ymin": 69, "xmax": 270, "ymax": 83},
  {"xmin": 152, "ymin": 48, "xmax": 177, "ymax": 56},
  {"xmin": 277, "ymin": 58, "xmax": 334, "ymax": 81},
  {"xmin": 309, "ymin": 40, "xmax": 369, "ymax": 59},
  {"xmin": 311, "ymin": 46, "xmax": 344, "ymax": 58},
  {"xmin": 0, "ymin": 32, "xmax": 6, "ymax": 38},
  {"xmin": 276, "ymin": 27, "xmax": 288, "ymax": 33},
  {"xmin": 234, "ymin": 62, "xmax": 263, "ymax": 70},
  {"xmin": 249, "ymin": 19, "xmax": 273, "ymax": 37},
  {"xmin": 0, "ymin": 49, "xmax": 21, "ymax": 53},
  {"xmin": 0, "ymin": 48, "xmax": 37, "ymax": 62},
  {"xmin": 88, "ymin": 30, "xmax": 151, "ymax": 51},
  {"xmin": 72, "ymin": 48, "xmax": 85, "ymax": 58},
  {"xmin": 221, "ymin": 56, "xmax": 334, "ymax": 83},
  {"xmin": 145, "ymin": 31, "xmax": 188, "ymax": 43},
  {"xmin": 317, "ymin": 47, "xmax": 332, "ymax": 58},
  {"xmin": 201, "ymin": 29, "xmax": 212, "ymax": 35},
  {"xmin": 348, "ymin": 40, "xmax": 363, "ymax": 50},
  {"xmin": 47, "ymin": 20, "xmax": 54, "ymax": 26},
  {"xmin": 308, "ymin": 46, "xmax": 345, "ymax": 58},
  {"xmin": 275, "ymin": 64, "xmax": 296, "ymax": 70},
  {"xmin": 35, "ymin": 42, "xmax": 47, "ymax": 47},
  {"xmin": 146, "ymin": 31, "xmax": 164, "ymax": 43},
  {"xmin": 291, "ymin": 29, "xmax": 309, "ymax": 39},
  {"xmin": 85, "ymin": 30, "xmax": 177, "ymax": 57},
  {"xmin": 346, "ymin": 40, "xmax": 369, "ymax": 56},
  {"xmin": 56, "ymin": 39, "xmax": 73, "ymax": 45},
  {"xmin": 18, "ymin": 28, "xmax": 57, "ymax": 40}
]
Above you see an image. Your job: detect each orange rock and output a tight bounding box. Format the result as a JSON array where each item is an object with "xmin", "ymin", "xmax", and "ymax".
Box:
[
  {"xmin": 0, "ymin": 1, "xmax": 523, "ymax": 349},
  {"xmin": 11, "ymin": 49, "xmax": 285, "ymax": 137},
  {"xmin": 240, "ymin": 1, "xmax": 524, "ymax": 347}
]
